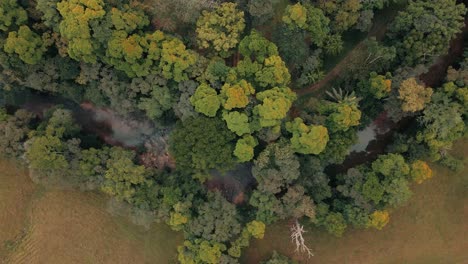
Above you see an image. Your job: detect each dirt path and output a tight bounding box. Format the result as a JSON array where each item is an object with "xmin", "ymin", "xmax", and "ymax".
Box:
[
  {"xmin": 295, "ymin": 4, "xmax": 406, "ymax": 97},
  {"xmin": 295, "ymin": 18, "xmax": 390, "ymax": 96}
]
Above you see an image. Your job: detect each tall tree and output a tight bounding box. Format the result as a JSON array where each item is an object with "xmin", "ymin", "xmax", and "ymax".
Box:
[
  {"xmin": 398, "ymin": 78, "xmax": 433, "ymax": 112},
  {"xmin": 196, "ymin": 3, "xmax": 245, "ymax": 58}
]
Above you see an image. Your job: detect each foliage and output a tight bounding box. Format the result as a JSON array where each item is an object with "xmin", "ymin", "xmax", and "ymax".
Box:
[
  {"xmin": 317, "ymin": 0, "xmax": 362, "ymax": 33},
  {"xmin": 178, "ymin": 239, "xmax": 227, "ymax": 264},
  {"xmin": 256, "ymin": 56, "xmax": 291, "ymax": 89},
  {"xmin": 56, "ymin": 0, "xmax": 106, "ymax": 63},
  {"xmin": 410, "ymin": 160, "xmax": 433, "ymax": 184},
  {"xmin": 388, "ymin": 0, "xmax": 467, "ymax": 65},
  {"xmin": 25, "ymin": 134, "xmax": 69, "ymax": 175},
  {"xmin": 254, "ymin": 87, "xmax": 296, "ymax": 128},
  {"xmin": 283, "ymin": 3, "xmax": 330, "ymax": 47},
  {"xmin": 101, "ymin": 147, "xmax": 150, "ymax": 203},
  {"xmin": 220, "ymin": 80, "xmax": 255, "ymax": 110},
  {"xmin": 239, "ymin": 30, "xmax": 279, "ymax": 63},
  {"xmin": 246, "ymin": 220, "xmax": 266, "ymax": 239},
  {"xmin": 0, "ymin": 110, "xmax": 34, "ymax": 159},
  {"xmin": 188, "ymin": 191, "xmax": 241, "ymax": 243},
  {"xmin": 233, "ymin": 135, "xmax": 258, "ymax": 162},
  {"xmin": 367, "ymin": 210, "xmax": 390, "ymax": 230},
  {"xmin": 138, "ymin": 85, "xmax": 174, "ymax": 120},
  {"xmin": 252, "ymin": 141, "xmax": 300, "ymax": 194},
  {"xmin": 359, "ymin": 72, "xmax": 392, "ymax": 99},
  {"xmin": 0, "ymin": 0, "xmax": 27, "ymax": 31},
  {"xmin": 105, "ymin": 31, "xmax": 163, "ymax": 78},
  {"xmin": 196, "ymin": 3, "xmax": 245, "ymax": 58},
  {"xmin": 190, "ymin": 83, "xmax": 221, "ymax": 117},
  {"xmin": 4, "ymin": 26, "xmax": 46, "ymax": 64},
  {"xmin": 314, "ymin": 204, "xmax": 348, "ymax": 237},
  {"xmin": 416, "ymin": 83, "xmax": 466, "ymax": 159},
  {"xmin": 248, "ymin": 0, "xmax": 280, "ymax": 25},
  {"xmin": 223, "ymin": 111, "xmax": 251, "ymax": 137},
  {"xmin": 398, "ymin": 78, "xmax": 433, "ymax": 112},
  {"xmin": 160, "ymin": 38, "xmax": 198, "ymax": 82},
  {"xmin": 286, "ymin": 117, "xmax": 329, "ymax": 155},
  {"xmin": 169, "ymin": 117, "xmax": 236, "ymax": 176}
]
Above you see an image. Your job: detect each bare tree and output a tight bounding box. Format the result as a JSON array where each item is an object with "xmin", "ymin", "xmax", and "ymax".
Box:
[{"xmin": 290, "ymin": 219, "xmax": 314, "ymax": 258}]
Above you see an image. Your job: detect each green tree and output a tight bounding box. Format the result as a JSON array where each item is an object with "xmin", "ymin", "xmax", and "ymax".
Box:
[
  {"xmin": 317, "ymin": 0, "xmax": 362, "ymax": 33},
  {"xmin": 196, "ymin": 3, "xmax": 245, "ymax": 58},
  {"xmin": 282, "ymin": 3, "xmax": 308, "ymax": 29},
  {"xmin": 220, "ymin": 80, "xmax": 255, "ymax": 110},
  {"xmin": 77, "ymin": 147, "xmax": 110, "ymax": 189},
  {"xmin": 286, "ymin": 117, "xmax": 329, "ymax": 155},
  {"xmin": 326, "ymin": 101, "xmax": 362, "ymax": 132},
  {"xmin": 248, "ymin": 0, "xmax": 280, "ymax": 25},
  {"xmin": 314, "ymin": 204, "xmax": 348, "ymax": 237},
  {"xmin": 190, "ymin": 83, "xmax": 221, "ymax": 117},
  {"xmin": 283, "ymin": 3, "xmax": 330, "ymax": 47},
  {"xmin": 57, "ymin": 0, "xmax": 106, "ymax": 63},
  {"xmin": 44, "ymin": 108, "xmax": 80, "ymax": 138},
  {"xmin": 0, "ymin": 0, "xmax": 27, "ymax": 31},
  {"xmin": 178, "ymin": 239, "xmax": 227, "ymax": 264},
  {"xmin": 223, "ymin": 111, "xmax": 251, "ymax": 136},
  {"xmin": 188, "ymin": 191, "xmax": 241, "ymax": 243},
  {"xmin": 239, "ymin": 30, "xmax": 279, "ymax": 63},
  {"xmin": 252, "ymin": 141, "xmax": 300, "ymax": 194},
  {"xmin": 255, "ymin": 55, "xmax": 291, "ymax": 89},
  {"xmin": 110, "ymin": 5, "xmax": 149, "ymax": 32},
  {"xmin": 416, "ymin": 86, "xmax": 466, "ymax": 158},
  {"xmin": 101, "ymin": 147, "xmax": 150, "ymax": 203},
  {"xmin": 246, "ymin": 220, "xmax": 266, "ymax": 239},
  {"xmin": 253, "ymin": 87, "xmax": 296, "ymax": 128},
  {"xmin": 4, "ymin": 26, "xmax": 46, "ymax": 64},
  {"xmin": 138, "ymin": 85, "xmax": 174, "ymax": 120},
  {"xmin": 160, "ymin": 38, "xmax": 197, "ymax": 82},
  {"xmin": 233, "ymin": 135, "xmax": 258, "ymax": 162},
  {"xmin": 105, "ymin": 31, "xmax": 164, "ymax": 77},
  {"xmin": 169, "ymin": 117, "xmax": 236, "ymax": 177},
  {"xmin": 0, "ymin": 109, "xmax": 34, "ymax": 158},
  {"xmin": 25, "ymin": 135, "xmax": 69, "ymax": 175},
  {"xmin": 359, "ymin": 72, "xmax": 392, "ymax": 99},
  {"xmin": 323, "ymin": 33, "xmax": 344, "ymax": 55},
  {"xmin": 388, "ymin": 0, "xmax": 467, "ymax": 65}
]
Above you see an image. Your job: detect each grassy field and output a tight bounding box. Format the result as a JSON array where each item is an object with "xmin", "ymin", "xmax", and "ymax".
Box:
[
  {"xmin": 243, "ymin": 140, "xmax": 468, "ymax": 264},
  {"xmin": 0, "ymin": 161, "xmax": 36, "ymax": 262},
  {"xmin": 0, "ymin": 161, "xmax": 183, "ymax": 264}
]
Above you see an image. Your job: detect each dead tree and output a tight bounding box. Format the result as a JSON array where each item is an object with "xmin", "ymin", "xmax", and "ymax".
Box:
[{"xmin": 290, "ymin": 219, "xmax": 314, "ymax": 258}]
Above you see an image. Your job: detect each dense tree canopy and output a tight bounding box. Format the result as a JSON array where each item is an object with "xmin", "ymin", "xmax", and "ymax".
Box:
[
  {"xmin": 196, "ymin": 3, "xmax": 245, "ymax": 58},
  {"xmin": 1, "ymin": 0, "xmax": 466, "ymax": 261},
  {"xmin": 388, "ymin": 0, "xmax": 467, "ymax": 65},
  {"xmin": 169, "ymin": 117, "xmax": 236, "ymax": 179}
]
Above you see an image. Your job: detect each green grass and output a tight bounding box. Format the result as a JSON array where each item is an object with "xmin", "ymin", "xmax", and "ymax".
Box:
[{"xmin": 242, "ymin": 140, "xmax": 468, "ymax": 264}]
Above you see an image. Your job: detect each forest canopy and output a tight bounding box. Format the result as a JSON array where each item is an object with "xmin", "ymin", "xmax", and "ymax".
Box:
[{"xmin": 0, "ymin": 0, "xmax": 467, "ymax": 263}]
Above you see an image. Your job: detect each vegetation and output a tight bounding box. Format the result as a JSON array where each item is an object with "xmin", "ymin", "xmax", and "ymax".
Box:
[{"xmin": 0, "ymin": 0, "xmax": 466, "ymax": 263}]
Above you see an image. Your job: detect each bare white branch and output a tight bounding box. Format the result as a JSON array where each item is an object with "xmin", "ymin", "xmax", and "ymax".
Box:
[{"xmin": 290, "ymin": 219, "xmax": 314, "ymax": 258}]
